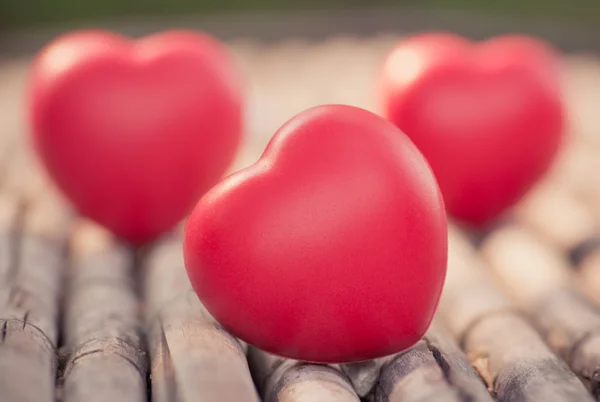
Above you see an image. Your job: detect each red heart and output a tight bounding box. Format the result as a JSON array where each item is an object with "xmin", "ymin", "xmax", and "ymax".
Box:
[
  {"xmin": 184, "ymin": 105, "xmax": 447, "ymax": 363},
  {"xmin": 28, "ymin": 30, "xmax": 243, "ymax": 244},
  {"xmin": 379, "ymin": 33, "xmax": 565, "ymax": 227}
]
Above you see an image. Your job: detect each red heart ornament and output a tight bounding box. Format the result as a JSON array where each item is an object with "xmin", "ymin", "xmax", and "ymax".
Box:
[
  {"xmin": 379, "ymin": 33, "xmax": 566, "ymax": 227},
  {"xmin": 28, "ymin": 30, "xmax": 243, "ymax": 244},
  {"xmin": 184, "ymin": 105, "xmax": 448, "ymax": 363}
]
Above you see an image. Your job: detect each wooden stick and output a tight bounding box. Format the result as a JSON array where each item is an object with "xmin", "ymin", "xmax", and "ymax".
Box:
[
  {"xmin": 529, "ymin": 143, "xmax": 600, "ymax": 306},
  {"xmin": 576, "ymin": 244, "xmax": 600, "ymax": 306},
  {"xmin": 438, "ymin": 226, "xmax": 593, "ymax": 402},
  {"xmin": 480, "ymin": 223, "xmax": 600, "ymax": 397},
  {"xmin": 0, "ymin": 192, "xmax": 70, "ymax": 402},
  {"xmin": 2, "ymin": 149, "xmax": 47, "ymax": 203},
  {"xmin": 438, "ymin": 227, "xmax": 513, "ymax": 338},
  {"xmin": 421, "ymin": 321, "xmax": 494, "ymax": 402},
  {"xmin": 562, "ymin": 55, "xmax": 600, "ymax": 150},
  {"xmin": 374, "ymin": 340, "xmax": 463, "ymax": 402},
  {"xmin": 247, "ymin": 348, "xmax": 360, "ymax": 402},
  {"xmin": 512, "ymin": 180, "xmax": 600, "ymax": 305},
  {"xmin": 374, "ymin": 324, "xmax": 490, "ymax": 402},
  {"xmin": 0, "ymin": 60, "xmax": 28, "ymax": 148},
  {"xmin": 338, "ymin": 320, "xmax": 493, "ymax": 402},
  {"xmin": 0, "ymin": 195, "xmax": 19, "ymax": 286},
  {"xmin": 564, "ymin": 156, "xmax": 600, "ymax": 305},
  {"xmin": 513, "ymin": 181, "xmax": 597, "ymax": 254},
  {"xmin": 553, "ymin": 143, "xmax": 600, "ymax": 220},
  {"xmin": 61, "ymin": 221, "xmax": 148, "ymax": 402},
  {"xmin": 338, "ymin": 353, "xmax": 395, "ymax": 397},
  {"xmin": 142, "ymin": 233, "xmax": 260, "ymax": 402}
]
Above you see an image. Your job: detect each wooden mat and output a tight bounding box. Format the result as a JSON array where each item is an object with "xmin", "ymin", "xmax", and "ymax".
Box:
[{"xmin": 2, "ymin": 34, "xmax": 600, "ymax": 402}]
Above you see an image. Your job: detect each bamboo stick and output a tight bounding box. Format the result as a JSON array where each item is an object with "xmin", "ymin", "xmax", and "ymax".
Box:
[
  {"xmin": 248, "ymin": 348, "xmax": 360, "ymax": 402},
  {"xmin": 480, "ymin": 223, "xmax": 600, "ymax": 396},
  {"xmin": 61, "ymin": 221, "xmax": 148, "ymax": 402},
  {"xmin": 142, "ymin": 233, "xmax": 260, "ymax": 402},
  {"xmin": 438, "ymin": 226, "xmax": 593, "ymax": 402},
  {"xmin": 0, "ymin": 192, "xmax": 70, "ymax": 402}
]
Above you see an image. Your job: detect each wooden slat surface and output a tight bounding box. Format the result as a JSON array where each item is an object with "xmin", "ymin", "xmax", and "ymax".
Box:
[
  {"xmin": 373, "ymin": 322, "xmax": 495, "ymax": 402},
  {"xmin": 248, "ymin": 349, "xmax": 360, "ymax": 402},
  {"xmin": 480, "ymin": 224, "xmax": 600, "ymax": 395},
  {"xmin": 61, "ymin": 221, "xmax": 148, "ymax": 402},
  {"xmin": 439, "ymin": 227, "xmax": 593, "ymax": 402},
  {"xmin": 0, "ymin": 32, "xmax": 600, "ymax": 402},
  {"xmin": 515, "ymin": 143, "xmax": 600, "ymax": 308},
  {"xmin": 142, "ymin": 233, "xmax": 260, "ymax": 402},
  {"xmin": 0, "ymin": 190, "xmax": 71, "ymax": 402},
  {"xmin": 0, "ymin": 73, "xmax": 71, "ymax": 401}
]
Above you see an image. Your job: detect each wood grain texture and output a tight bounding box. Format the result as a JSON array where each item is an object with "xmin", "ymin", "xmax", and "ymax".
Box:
[
  {"xmin": 339, "ymin": 354, "xmax": 395, "ymax": 397},
  {"xmin": 512, "ymin": 149, "xmax": 600, "ymax": 313},
  {"xmin": 0, "ymin": 60, "xmax": 26, "ymax": 168},
  {"xmin": 3, "ymin": 150, "xmax": 47, "ymax": 203},
  {"xmin": 421, "ymin": 322, "xmax": 494, "ymax": 402},
  {"xmin": 480, "ymin": 224, "xmax": 600, "ymax": 397},
  {"xmin": 0, "ymin": 195, "xmax": 19, "ymax": 291},
  {"xmin": 143, "ymin": 233, "xmax": 260, "ymax": 402},
  {"xmin": 61, "ymin": 221, "xmax": 148, "ymax": 402},
  {"xmin": 438, "ymin": 226, "xmax": 593, "ymax": 402},
  {"xmin": 374, "ymin": 340, "xmax": 462, "ymax": 402},
  {"xmin": 341, "ymin": 320, "xmax": 493, "ymax": 402},
  {"xmin": 0, "ymin": 59, "xmax": 65, "ymax": 402},
  {"xmin": 577, "ymin": 247, "xmax": 600, "ymax": 306},
  {"xmin": 0, "ymin": 192, "xmax": 70, "ymax": 402},
  {"xmin": 519, "ymin": 145, "xmax": 600, "ymax": 306},
  {"xmin": 554, "ymin": 143, "xmax": 600, "ymax": 214},
  {"xmin": 514, "ymin": 181, "xmax": 597, "ymax": 254},
  {"xmin": 248, "ymin": 348, "xmax": 360, "ymax": 402}
]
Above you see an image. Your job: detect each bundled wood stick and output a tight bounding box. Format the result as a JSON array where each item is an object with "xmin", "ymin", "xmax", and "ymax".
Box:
[
  {"xmin": 419, "ymin": 322, "xmax": 494, "ymax": 402},
  {"xmin": 373, "ymin": 321, "xmax": 493, "ymax": 402},
  {"xmin": 549, "ymin": 143, "xmax": 600, "ymax": 306},
  {"xmin": 562, "ymin": 55, "xmax": 600, "ymax": 150},
  {"xmin": 515, "ymin": 140, "xmax": 600, "ymax": 305},
  {"xmin": 247, "ymin": 348, "xmax": 360, "ymax": 402},
  {"xmin": 142, "ymin": 233, "xmax": 260, "ymax": 402},
  {"xmin": 61, "ymin": 221, "xmax": 148, "ymax": 402},
  {"xmin": 0, "ymin": 195, "xmax": 19, "ymax": 291},
  {"xmin": 438, "ymin": 226, "xmax": 593, "ymax": 402},
  {"xmin": 480, "ymin": 224, "xmax": 600, "ymax": 396},
  {"xmin": 338, "ymin": 352, "xmax": 396, "ymax": 397},
  {"xmin": 553, "ymin": 143, "xmax": 600, "ymax": 220},
  {"xmin": 0, "ymin": 192, "xmax": 70, "ymax": 402},
  {"xmin": 2, "ymin": 150, "xmax": 48, "ymax": 203},
  {"xmin": 338, "ymin": 319, "xmax": 492, "ymax": 402},
  {"xmin": 0, "ymin": 60, "xmax": 27, "ymax": 150},
  {"xmin": 374, "ymin": 341, "xmax": 463, "ymax": 402},
  {"xmin": 512, "ymin": 181, "xmax": 600, "ymax": 305},
  {"xmin": 576, "ymin": 243, "xmax": 600, "ymax": 306},
  {"xmin": 513, "ymin": 181, "xmax": 597, "ymax": 253}
]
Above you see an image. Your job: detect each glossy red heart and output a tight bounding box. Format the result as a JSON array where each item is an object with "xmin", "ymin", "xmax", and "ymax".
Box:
[
  {"xmin": 184, "ymin": 105, "xmax": 448, "ymax": 363},
  {"xmin": 28, "ymin": 30, "xmax": 243, "ymax": 244},
  {"xmin": 379, "ymin": 33, "xmax": 565, "ymax": 227}
]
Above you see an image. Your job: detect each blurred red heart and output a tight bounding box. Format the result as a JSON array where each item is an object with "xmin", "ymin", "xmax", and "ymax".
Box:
[
  {"xmin": 184, "ymin": 105, "xmax": 447, "ymax": 363},
  {"xmin": 29, "ymin": 30, "xmax": 243, "ymax": 244},
  {"xmin": 380, "ymin": 33, "xmax": 565, "ymax": 227}
]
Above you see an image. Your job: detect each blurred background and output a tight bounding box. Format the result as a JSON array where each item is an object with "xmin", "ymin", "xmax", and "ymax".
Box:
[
  {"xmin": 1, "ymin": 0, "xmax": 600, "ymax": 31},
  {"xmin": 2, "ymin": 0, "xmax": 600, "ymax": 54}
]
